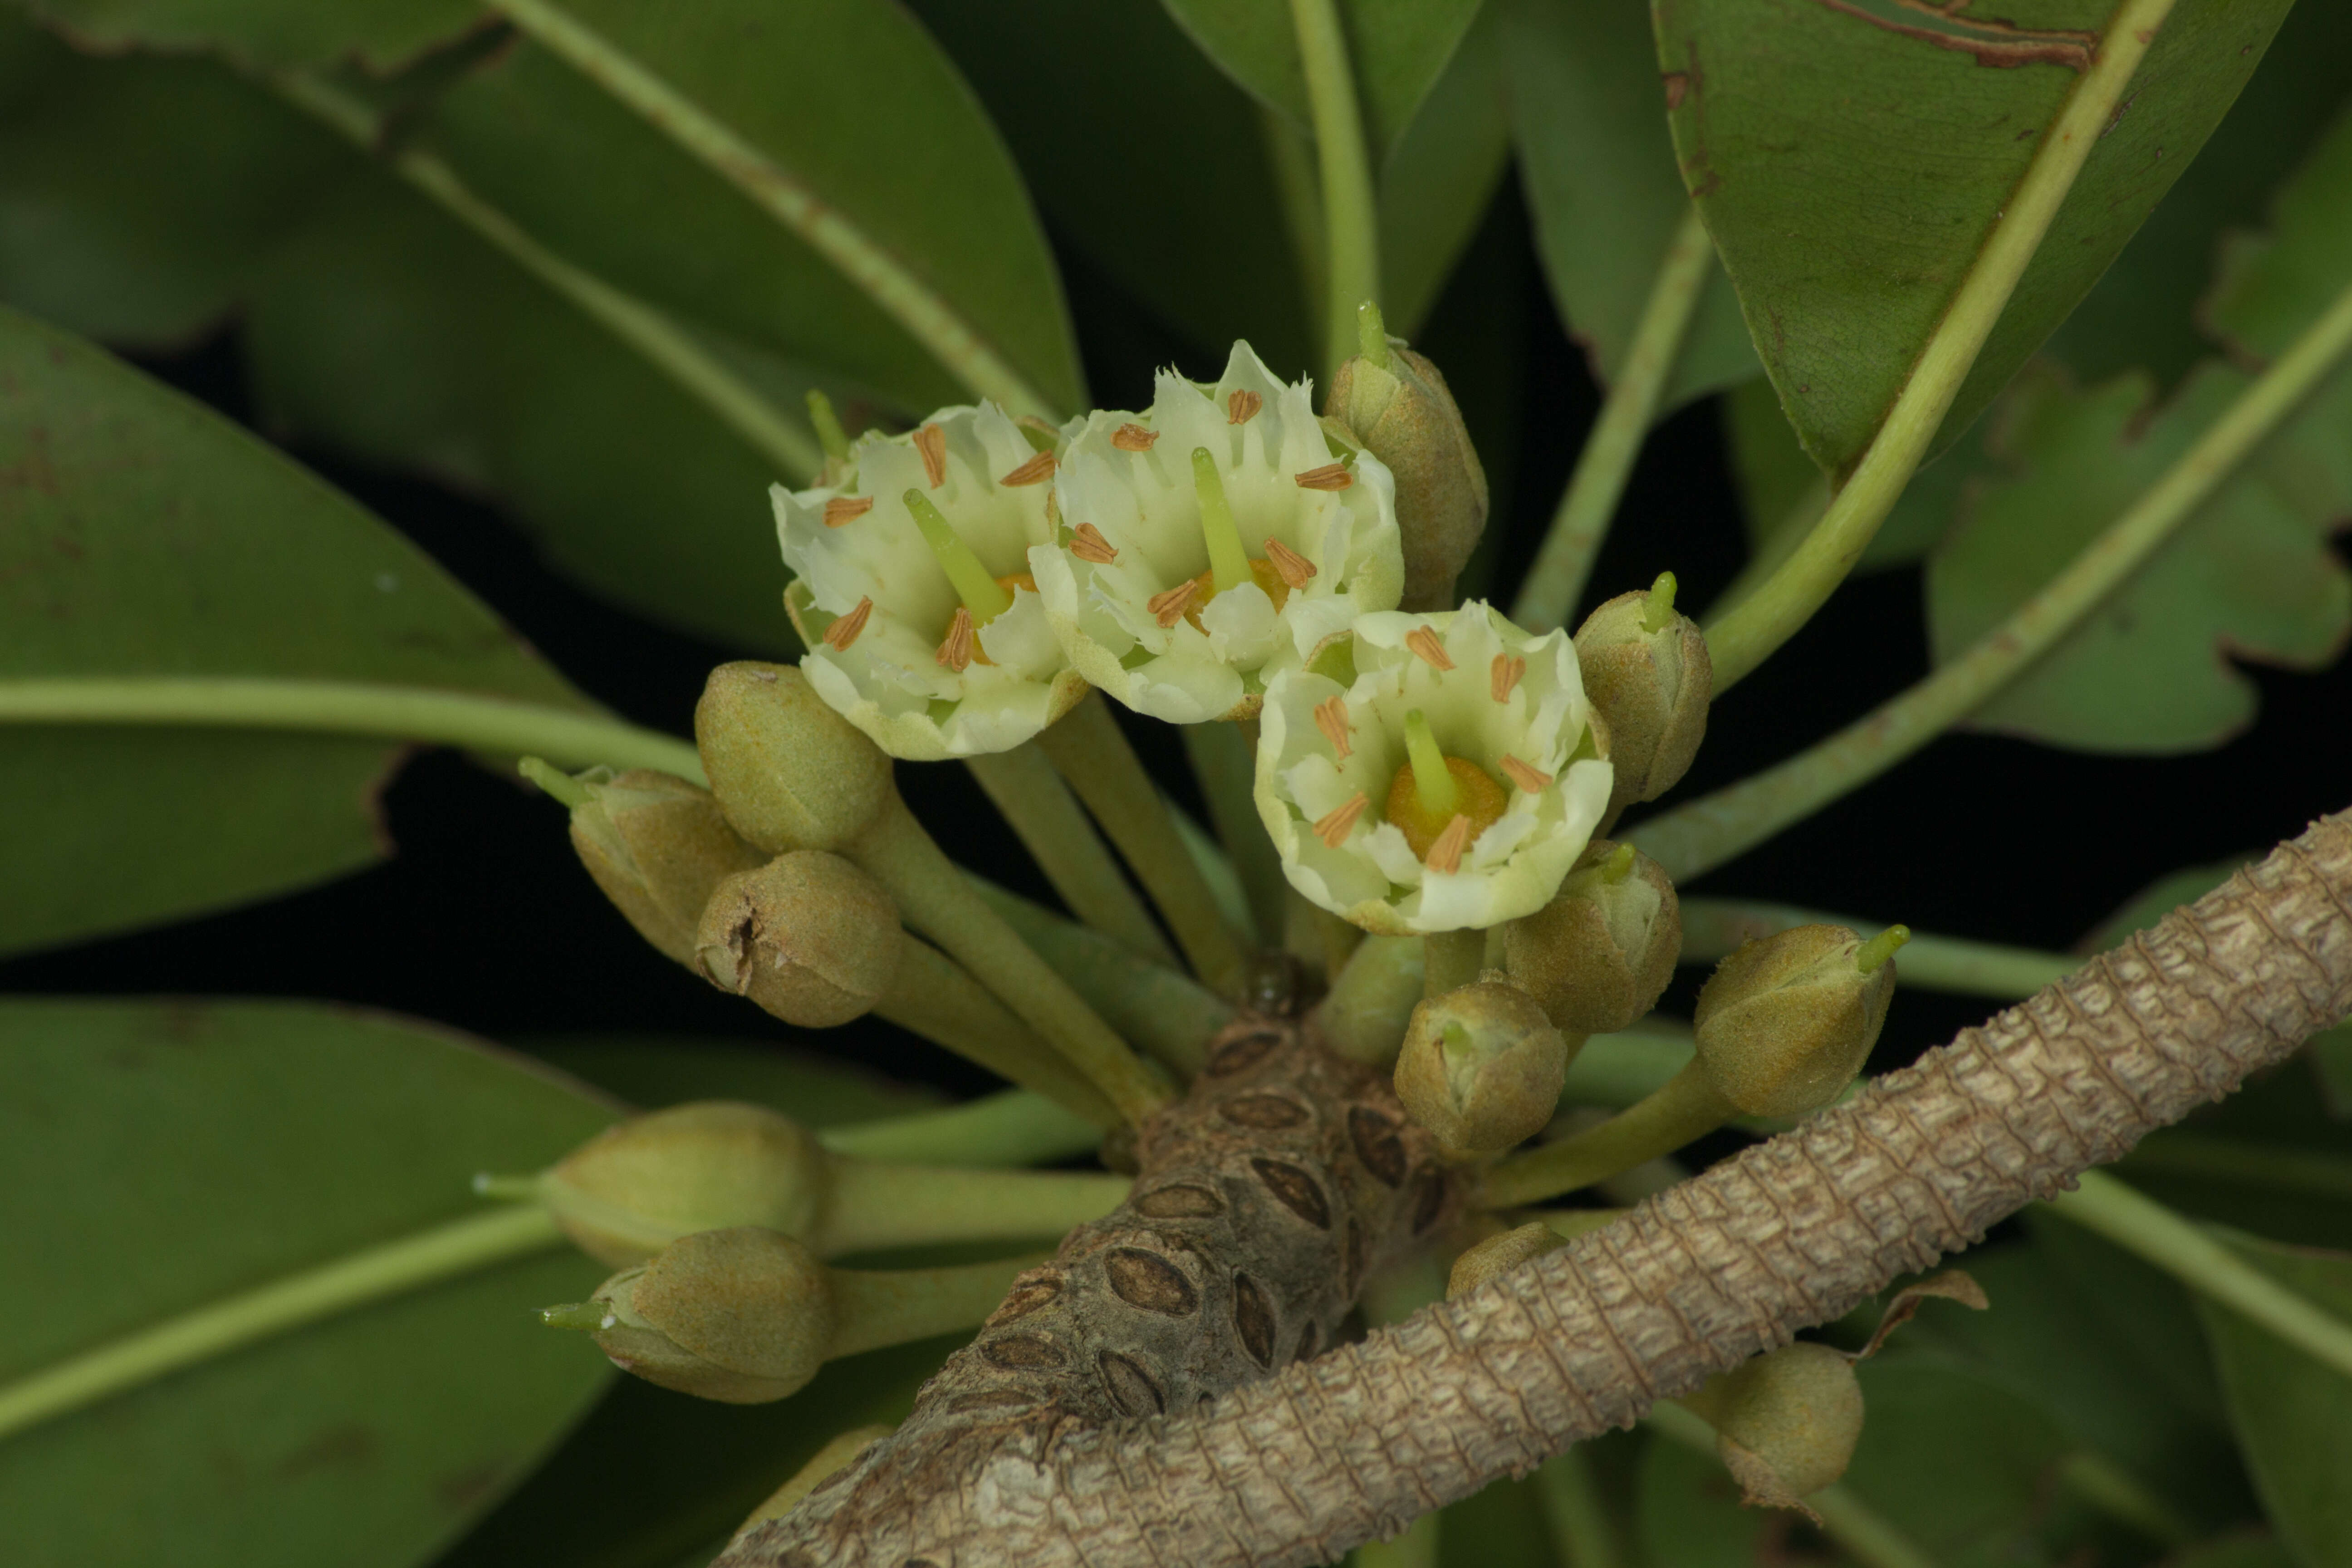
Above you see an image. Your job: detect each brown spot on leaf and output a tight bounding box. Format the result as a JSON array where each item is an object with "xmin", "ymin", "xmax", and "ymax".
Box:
[
  {"xmin": 1134, "ymin": 1182, "xmax": 1225, "ymax": 1219},
  {"xmin": 1348, "ymin": 1106, "xmax": 1408, "ymax": 1187},
  {"xmin": 1205, "ymin": 1028, "xmax": 1285, "ymax": 1076},
  {"xmin": 1105, "ymin": 1248, "xmax": 1199, "ymax": 1316},
  {"xmin": 1663, "ymin": 71, "xmax": 1689, "ymax": 110},
  {"xmin": 982, "ymin": 1333, "xmax": 1066, "ymax": 1370},
  {"xmin": 1220, "ymin": 1093, "xmax": 1309, "ymax": 1130},
  {"xmin": 277, "ymin": 1423, "xmax": 380, "ymax": 1479},
  {"xmin": 987, "ymin": 1275, "xmax": 1063, "ymax": 1326},
  {"xmin": 1098, "ymin": 1350, "xmax": 1166, "ymax": 1416},
  {"xmin": 1251, "ymin": 1158, "xmax": 1332, "ymax": 1229},
  {"xmin": 1231, "ymin": 1272, "xmax": 1278, "ymax": 1367}
]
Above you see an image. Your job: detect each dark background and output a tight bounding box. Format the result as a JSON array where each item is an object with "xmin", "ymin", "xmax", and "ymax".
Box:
[{"xmin": 6, "ymin": 181, "xmax": 2348, "ymax": 1091}]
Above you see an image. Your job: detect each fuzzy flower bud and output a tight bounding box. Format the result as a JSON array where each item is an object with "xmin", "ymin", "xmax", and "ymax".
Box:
[
  {"xmin": 581, "ymin": 1227, "xmax": 836, "ymax": 1404},
  {"xmin": 540, "ymin": 1102, "xmax": 830, "ymax": 1267},
  {"xmin": 696, "ymin": 662, "xmax": 894, "ymax": 853},
  {"xmin": 1326, "ymin": 309, "xmax": 1489, "ymax": 612},
  {"xmin": 1573, "ymin": 573, "xmax": 1711, "ymax": 814},
  {"xmin": 695, "ymin": 852, "xmax": 904, "ymax": 1028},
  {"xmin": 1394, "ymin": 980, "xmax": 1569, "ymax": 1156},
  {"xmin": 559, "ymin": 768, "xmax": 766, "ymax": 965},
  {"xmin": 1681, "ymin": 1342, "xmax": 1865, "ymax": 1507},
  {"xmin": 1446, "ymin": 1219, "xmax": 1567, "ymax": 1298},
  {"xmin": 1693, "ymin": 924, "xmax": 1903, "ymax": 1118},
  {"xmin": 1504, "ymin": 839, "xmax": 1681, "ymax": 1034}
]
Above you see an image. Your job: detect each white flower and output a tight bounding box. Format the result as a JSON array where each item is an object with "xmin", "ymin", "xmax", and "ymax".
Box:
[
  {"xmin": 1255, "ymin": 604, "xmax": 1613, "ymax": 935},
  {"xmin": 778, "ymin": 403, "xmax": 1088, "ymax": 760},
  {"xmin": 1030, "ymin": 341, "xmax": 1403, "ymax": 724}
]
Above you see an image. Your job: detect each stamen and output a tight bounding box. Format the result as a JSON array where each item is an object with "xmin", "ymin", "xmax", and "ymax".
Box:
[
  {"xmin": 905, "ymin": 489, "xmax": 1013, "ymax": 620},
  {"xmin": 1313, "ymin": 792, "xmax": 1369, "ymax": 848},
  {"xmin": 1112, "ymin": 422, "xmax": 1159, "ymax": 452},
  {"xmin": 1190, "ymin": 448, "xmax": 1253, "ymax": 595},
  {"xmin": 1313, "ymin": 696, "xmax": 1353, "ymax": 760},
  {"xmin": 912, "ymin": 423, "xmax": 948, "ymax": 487},
  {"xmin": 823, "ymin": 495, "xmax": 874, "ymax": 528},
  {"xmin": 1227, "ymin": 388, "xmax": 1263, "ymax": 424},
  {"xmin": 936, "ymin": 607, "xmax": 976, "ymax": 672},
  {"xmin": 1498, "ymin": 755, "xmax": 1553, "ymax": 793},
  {"xmin": 1490, "ymin": 654, "xmax": 1526, "ymax": 701},
  {"xmin": 1000, "ymin": 451, "xmax": 1056, "ymax": 486},
  {"xmin": 821, "ymin": 596, "xmax": 874, "ymax": 652},
  {"xmin": 1401, "ymin": 709, "xmax": 1458, "ymax": 818},
  {"xmin": 1405, "ymin": 627, "xmax": 1455, "ymax": 671},
  {"xmin": 1264, "ymin": 537, "xmax": 1317, "ymax": 588},
  {"xmin": 1294, "ymin": 462, "xmax": 1353, "ymax": 491},
  {"xmin": 1148, "ymin": 579, "xmax": 1199, "ymax": 628},
  {"xmin": 1424, "ymin": 814, "xmax": 1473, "ymax": 874},
  {"xmin": 1070, "ymin": 522, "xmax": 1119, "ymax": 564}
]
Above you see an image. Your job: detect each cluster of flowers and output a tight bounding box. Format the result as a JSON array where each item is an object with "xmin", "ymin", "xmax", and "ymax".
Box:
[{"xmin": 777, "ymin": 341, "xmax": 1615, "ymax": 936}]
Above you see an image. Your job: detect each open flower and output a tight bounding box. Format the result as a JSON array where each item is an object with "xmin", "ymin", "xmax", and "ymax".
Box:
[
  {"xmin": 1030, "ymin": 342, "xmax": 1403, "ymax": 724},
  {"xmin": 1255, "ymin": 604, "xmax": 1612, "ymax": 934},
  {"xmin": 778, "ymin": 404, "xmax": 1088, "ymax": 760}
]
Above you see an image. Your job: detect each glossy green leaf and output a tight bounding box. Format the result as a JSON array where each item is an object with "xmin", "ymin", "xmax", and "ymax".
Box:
[
  {"xmin": 1632, "ymin": 1428, "xmax": 1764, "ymax": 1568},
  {"xmin": 1656, "ymin": 0, "xmax": 2293, "ymax": 480},
  {"xmin": 0, "ymin": 301, "xmax": 594, "ymax": 958},
  {"xmin": 1375, "ymin": 0, "xmax": 1508, "ymax": 340},
  {"xmin": 2158, "ymin": 1531, "xmax": 2301, "ymax": 1568},
  {"xmin": 2195, "ymin": 1232, "xmax": 2352, "ymax": 1568},
  {"xmin": 521, "ymin": 1035, "xmax": 942, "ymax": 1125},
  {"xmin": 0, "ymin": 998, "xmax": 617, "ymax": 1568},
  {"xmin": 19, "ymin": 0, "xmax": 475, "ymax": 70},
  {"xmin": 1499, "ymin": 0, "xmax": 1754, "ymax": 410},
  {"xmin": 1840, "ymin": 1355, "xmax": 2075, "ymax": 1563},
  {"xmin": 907, "ymin": 0, "xmax": 1311, "ymax": 377},
  {"xmin": 548, "ymin": 0, "xmax": 1083, "ymax": 417},
  {"xmin": 1158, "ymin": 0, "xmax": 1484, "ymax": 159}
]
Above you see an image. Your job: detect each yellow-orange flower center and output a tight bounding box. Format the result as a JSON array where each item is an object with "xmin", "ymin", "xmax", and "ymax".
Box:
[{"xmin": 1384, "ymin": 754, "xmax": 1508, "ymax": 861}]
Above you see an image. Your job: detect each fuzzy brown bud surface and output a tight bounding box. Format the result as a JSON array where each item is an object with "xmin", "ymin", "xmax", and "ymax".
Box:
[
  {"xmin": 1504, "ymin": 840, "xmax": 1681, "ymax": 1034},
  {"xmin": 1693, "ymin": 925, "xmax": 1896, "ymax": 1118},
  {"xmin": 1573, "ymin": 587, "xmax": 1711, "ymax": 814},
  {"xmin": 1446, "ymin": 1220, "xmax": 1567, "ymax": 1299},
  {"xmin": 566, "ymin": 769, "xmax": 767, "ymax": 964},
  {"xmin": 545, "ymin": 1102, "xmax": 831, "ymax": 1267},
  {"xmin": 1393, "ymin": 980, "xmax": 1568, "ymax": 1156},
  {"xmin": 1681, "ymin": 1341, "xmax": 1865, "ymax": 1507},
  {"xmin": 696, "ymin": 662, "xmax": 893, "ymax": 853},
  {"xmin": 589, "ymin": 1226, "xmax": 837, "ymax": 1404},
  {"xmin": 696, "ymin": 852, "xmax": 904, "ymax": 1027},
  {"xmin": 1327, "ymin": 342, "xmax": 1488, "ymax": 611}
]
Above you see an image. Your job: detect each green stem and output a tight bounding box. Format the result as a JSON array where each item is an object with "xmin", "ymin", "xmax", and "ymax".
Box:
[
  {"xmin": 1558, "ymin": 1021, "xmax": 1695, "ymax": 1111},
  {"xmin": 1035, "ymin": 695, "xmax": 1248, "ymax": 994},
  {"xmin": 974, "ymin": 877, "xmax": 1236, "ymax": 1078},
  {"xmin": 1481, "ymin": 1059, "xmax": 1733, "ymax": 1209},
  {"xmin": 1514, "ymin": 205, "xmax": 1716, "ymax": 633},
  {"xmin": 485, "ymin": 0, "xmax": 1060, "ymax": 420},
  {"xmin": 827, "ymin": 1250, "xmax": 1049, "ymax": 1359},
  {"xmin": 1352, "ymin": 1511, "xmax": 1439, "ymax": 1568},
  {"xmin": 2044, "ymin": 1170, "xmax": 2352, "ymax": 1380},
  {"xmin": 816, "ymin": 1088, "xmax": 1102, "ymax": 1169},
  {"xmin": 0, "ymin": 676, "xmax": 702, "ymax": 779},
  {"xmin": 1533, "ymin": 1447, "xmax": 1628, "ymax": 1568},
  {"xmin": 1422, "ymin": 926, "xmax": 1485, "ymax": 999},
  {"xmin": 1646, "ymin": 1400, "xmax": 1939, "ymax": 1568},
  {"xmin": 1182, "ymin": 720, "xmax": 1287, "ymax": 946},
  {"xmin": 1678, "ymin": 899, "xmax": 2073, "ymax": 999},
  {"xmin": 2118, "ymin": 1132, "xmax": 2352, "ymax": 1202},
  {"xmin": 1699, "ymin": 0, "xmax": 2177, "ymax": 693},
  {"xmin": 272, "ymin": 69, "xmax": 819, "ymax": 482},
  {"xmin": 1319, "ymin": 933, "xmax": 1426, "ymax": 1066},
  {"xmin": 821, "ymin": 1161, "xmax": 1127, "ymax": 1256},
  {"xmin": 2056, "ymin": 1451, "xmax": 2194, "ymax": 1546},
  {"xmin": 1261, "ymin": 105, "xmax": 1328, "ymax": 339},
  {"xmin": 1639, "ymin": 265, "xmax": 2352, "ymax": 879},
  {"xmin": 856, "ymin": 797, "xmax": 1171, "ymax": 1124},
  {"xmin": 0, "ymin": 1205, "xmax": 562, "ymax": 1446},
  {"xmin": 964, "ymin": 745, "xmax": 1176, "ymax": 967},
  {"xmin": 876, "ymin": 942, "xmax": 1121, "ymax": 1127},
  {"xmin": 1287, "ymin": 0, "xmax": 1379, "ymax": 381}
]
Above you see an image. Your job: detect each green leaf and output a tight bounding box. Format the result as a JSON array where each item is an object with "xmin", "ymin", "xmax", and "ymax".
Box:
[
  {"xmin": 1633, "ymin": 1428, "xmax": 1764, "ymax": 1568},
  {"xmin": 1839, "ymin": 1356, "xmax": 2075, "ymax": 1563},
  {"xmin": 0, "ymin": 301, "xmax": 594, "ymax": 957},
  {"xmin": 0, "ymin": 998, "xmax": 618, "ymax": 1568},
  {"xmin": 520, "ymin": 1035, "xmax": 942, "ymax": 1126},
  {"xmin": 2076, "ymin": 856, "xmax": 2255, "ymax": 953},
  {"xmin": 19, "ymin": 0, "xmax": 475, "ymax": 70},
  {"xmin": 1375, "ymin": 0, "xmax": 1508, "ymax": 341},
  {"xmin": 2157, "ymin": 1532, "xmax": 2300, "ymax": 1568},
  {"xmin": 1499, "ymin": 0, "xmax": 1754, "ymax": 410},
  {"xmin": 2194, "ymin": 1232, "xmax": 2352, "ymax": 1568},
  {"xmin": 545, "ymin": 0, "xmax": 1083, "ymax": 417},
  {"xmin": 1655, "ymin": 0, "xmax": 2293, "ymax": 480},
  {"xmin": 906, "ymin": 0, "xmax": 1312, "ymax": 377},
  {"xmin": 1158, "ymin": 0, "xmax": 1485, "ymax": 159}
]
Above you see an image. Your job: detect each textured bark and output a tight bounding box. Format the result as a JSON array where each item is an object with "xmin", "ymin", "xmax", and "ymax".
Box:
[{"xmin": 725, "ymin": 807, "xmax": 2352, "ymax": 1568}]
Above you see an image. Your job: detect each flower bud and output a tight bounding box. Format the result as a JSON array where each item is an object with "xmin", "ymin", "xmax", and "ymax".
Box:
[
  {"xmin": 695, "ymin": 852, "xmax": 904, "ymax": 1027},
  {"xmin": 1446, "ymin": 1220, "xmax": 1567, "ymax": 1299},
  {"xmin": 1573, "ymin": 575, "xmax": 1711, "ymax": 814},
  {"xmin": 696, "ymin": 662, "xmax": 894, "ymax": 853},
  {"xmin": 584, "ymin": 1227, "xmax": 837, "ymax": 1404},
  {"xmin": 543, "ymin": 1101, "xmax": 830, "ymax": 1267},
  {"xmin": 1327, "ymin": 314, "xmax": 1488, "ymax": 612},
  {"xmin": 1504, "ymin": 840, "xmax": 1681, "ymax": 1034},
  {"xmin": 561, "ymin": 768, "xmax": 768, "ymax": 965},
  {"xmin": 1394, "ymin": 980, "xmax": 1568, "ymax": 1156},
  {"xmin": 1692, "ymin": 924, "xmax": 1901, "ymax": 1118},
  {"xmin": 1681, "ymin": 1342, "xmax": 1864, "ymax": 1506}
]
